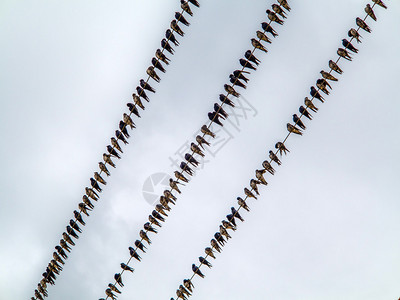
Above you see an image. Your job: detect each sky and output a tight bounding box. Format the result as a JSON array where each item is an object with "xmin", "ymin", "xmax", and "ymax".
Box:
[{"xmin": 1, "ymin": 0, "xmax": 400, "ymax": 299}]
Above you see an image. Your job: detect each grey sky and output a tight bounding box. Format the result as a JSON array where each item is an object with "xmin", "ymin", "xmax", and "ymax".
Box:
[{"xmin": 1, "ymin": 0, "xmax": 399, "ymax": 299}]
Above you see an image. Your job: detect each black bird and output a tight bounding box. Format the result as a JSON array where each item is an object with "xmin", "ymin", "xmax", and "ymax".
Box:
[
  {"xmin": 136, "ymin": 86, "xmax": 149, "ymax": 102},
  {"xmin": 129, "ymin": 246, "xmax": 142, "ymax": 261},
  {"xmin": 183, "ymin": 278, "xmax": 194, "ymax": 292},
  {"xmin": 66, "ymin": 225, "xmax": 79, "ymax": 239},
  {"xmin": 342, "ymin": 39, "xmax": 358, "ymax": 53},
  {"xmin": 114, "ymin": 273, "xmax": 124, "ymax": 287},
  {"xmin": 293, "ymin": 114, "xmax": 306, "ymax": 130},
  {"xmin": 121, "ymin": 263, "xmax": 134, "ymax": 272},
  {"xmin": 310, "ymin": 86, "xmax": 324, "ymax": 103},
  {"xmin": 269, "ymin": 150, "xmax": 282, "ymax": 165},
  {"xmin": 188, "ymin": 0, "xmax": 200, "ymax": 7},
  {"xmin": 356, "ymin": 17, "xmax": 371, "ymax": 33},
  {"xmin": 229, "ymin": 74, "xmax": 246, "ymax": 89},
  {"xmin": 78, "ymin": 202, "xmax": 91, "ymax": 216},
  {"xmin": 261, "ymin": 22, "xmax": 278, "ymax": 37},
  {"xmin": 192, "ymin": 264, "xmax": 204, "ymax": 278},
  {"xmin": 214, "ymin": 103, "xmax": 228, "ymax": 118},
  {"xmin": 219, "ymin": 94, "xmax": 235, "ymax": 107},
  {"xmin": 214, "ymin": 232, "xmax": 226, "ymax": 246},
  {"xmin": 185, "ymin": 153, "xmax": 199, "ymax": 167},
  {"xmin": 299, "ymin": 106, "xmax": 312, "ymax": 120},
  {"xmin": 316, "ymin": 79, "xmax": 331, "ymax": 95},
  {"xmin": 135, "ymin": 240, "xmax": 147, "ymax": 252},
  {"xmin": 53, "ymin": 252, "xmax": 65, "ymax": 265},
  {"xmin": 199, "ymin": 257, "xmax": 212, "ymax": 268},
  {"xmin": 140, "ymin": 79, "xmax": 156, "ymax": 93},
  {"xmin": 372, "ymin": 0, "xmax": 387, "ymax": 9},
  {"xmin": 196, "ymin": 135, "xmax": 210, "ymax": 149},
  {"xmin": 245, "ymin": 50, "xmax": 260, "ymax": 65},
  {"xmin": 74, "ymin": 210, "xmax": 85, "ymax": 225},
  {"xmin": 191, "ymin": 142, "xmax": 204, "ymax": 157},
  {"xmin": 55, "ymin": 245, "xmax": 68, "ymax": 259},
  {"xmin": 155, "ymin": 48, "xmax": 170, "ymax": 65},
  {"xmin": 148, "ymin": 215, "xmax": 162, "ymax": 228},
  {"xmin": 90, "ymin": 178, "xmax": 102, "ymax": 192},
  {"xmin": 144, "ymin": 222, "xmax": 158, "ymax": 233},
  {"xmin": 69, "ymin": 219, "xmax": 82, "ymax": 233},
  {"xmin": 161, "ymin": 38, "xmax": 174, "ymax": 55},
  {"xmin": 175, "ymin": 12, "xmax": 190, "ymax": 26},
  {"xmin": 208, "ymin": 112, "xmax": 223, "ymax": 126},
  {"xmin": 166, "ymin": 29, "xmax": 179, "ymax": 46},
  {"xmin": 170, "ymin": 20, "xmax": 184, "ymax": 36},
  {"xmin": 233, "ymin": 70, "xmax": 250, "ymax": 82},
  {"xmin": 126, "ymin": 103, "xmax": 141, "ymax": 118},
  {"xmin": 115, "ymin": 130, "xmax": 128, "ymax": 145},
  {"xmin": 180, "ymin": 161, "xmax": 194, "ymax": 176},
  {"xmin": 231, "ymin": 207, "xmax": 244, "ymax": 222},
  {"xmin": 107, "ymin": 145, "xmax": 120, "ymax": 159},
  {"xmin": 119, "ymin": 121, "xmax": 130, "ymax": 138},
  {"xmin": 60, "ymin": 238, "xmax": 71, "ymax": 252},
  {"xmin": 239, "ymin": 58, "xmax": 256, "ymax": 70},
  {"xmin": 337, "ymin": 48, "xmax": 352, "ymax": 61},
  {"xmin": 278, "ymin": 0, "xmax": 291, "ymax": 11},
  {"xmin": 224, "ymin": 84, "xmax": 240, "ymax": 98},
  {"xmin": 226, "ymin": 213, "xmax": 236, "ymax": 227},
  {"xmin": 132, "ymin": 93, "xmax": 145, "ymax": 110},
  {"xmin": 151, "ymin": 57, "xmax": 166, "ymax": 73},
  {"xmin": 272, "ymin": 3, "xmax": 287, "ymax": 18},
  {"xmin": 152, "ymin": 210, "xmax": 165, "ymax": 222},
  {"xmin": 181, "ymin": 0, "xmax": 193, "ymax": 16},
  {"xmin": 348, "ymin": 28, "xmax": 362, "ymax": 43}
]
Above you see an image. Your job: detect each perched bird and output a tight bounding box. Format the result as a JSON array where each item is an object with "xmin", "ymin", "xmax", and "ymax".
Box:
[
  {"xmin": 224, "ymin": 84, "xmax": 240, "ymax": 97},
  {"xmin": 229, "ymin": 74, "xmax": 247, "ymax": 89},
  {"xmin": 261, "ymin": 22, "xmax": 278, "ymax": 37},
  {"xmin": 155, "ymin": 204, "xmax": 168, "ymax": 217},
  {"xmin": 111, "ymin": 137, "xmax": 123, "ymax": 153},
  {"xmin": 135, "ymin": 240, "xmax": 147, "ymax": 253},
  {"xmin": 170, "ymin": 20, "xmax": 184, "ymax": 36},
  {"xmin": 180, "ymin": 1, "xmax": 193, "ymax": 16},
  {"xmin": 144, "ymin": 221, "xmax": 158, "ymax": 233},
  {"xmin": 114, "ymin": 273, "xmax": 124, "ymax": 287},
  {"xmin": 304, "ymin": 97, "xmax": 318, "ymax": 112},
  {"xmin": 275, "ymin": 142, "xmax": 289, "ymax": 156},
  {"xmin": 201, "ymin": 125, "xmax": 215, "ymax": 138},
  {"xmin": 231, "ymin": 207, "xmax": 244, "ymax": 222},
  {"xmin": 365, "ymin": 4, "xmax": 377, "ymax": 21},
  {"xmin": 82, "ymin": 195, "xmax": 94, "ymax": 209},
  {"xmin": 245, "ymin": 50, "xmax": 261, "ymax": 65},
  {"xmin": 60, "ymin": 239, "xmax": 71, "ymax": 252},
  {"xmin": 53, "ymin": 252, "xmax": 65, "ymax": 265},
  {"xmin": 188, "ymin": 0, "xmax": 200, "ymax": 7},
  {"xmin": 175, "ymin": 12, "xmax": 190, "ymax": 26},
  {"xmin": 105, "ymin": 288, "xmax": 117, "ymax": 300},
  {"xmin": 269, "ymin": 150, "xmax": 281, "ymax": 165},
  {"xmin": 211, "ymin": 238, "xmax": 222, "ymax": 253},
  {"xmin": 164, "ymin": 189, "xmax": 177, "ymax": 202},
  {"xmin": 251, "ymin": 38, "xmax": 268, "ymax": 53},
  {"xmin": 320, "ymin": 70, "xmax": 338, "ymax": 81},
  {"xmin": 208, "ymin": 112, "xmax": 224, "ymax": 127},
  {"xmin": 148, "ymin": 215, "xmax": 161, "ymax": 228},
  {"xmin": 214, "ymin": 232, "xmax": 226, "ymax": 246},
  {"xmin": 136, "ymin": 86, "xmax": 149, "ymax": 102},
  {"xmin": 199, "ymin": 256, "xmax": 212, "ymax": 268},
  {"xmin": 356, "ymin": 17, "xmax": 371, "ymax": 33},
  {"xmin": 316, "ymin": 79, "xmax": 331, "ymax": 95},
  {"xmin": 126, "ymin": 102, "xmax": 141, "ymax": 118},
  {"xmin": 169, "ymin": 178, "xmax": 182, "ymax": 193},
  {"xmin": 78, "ymin": 203, "xmax": 91, "ymax": 216},
  {"xmin": 183, "ymin": 279, "xmax": 194, "ymax": 292},
  {"xmin": 278, "ymin": 0, "xmax": 291, "ymax": 11},
  {"xmin": 103, "ymin": 153, "xmax": 116, "ymax": 169},
  {"xmin": 98, "ymin": 162, "xmax": 110, "ymax": 176},
  {"xmin": 175, "ymin": 170, "xmax": 189, "ymax": 183},
  {"xmin": 185, "ymin": 153, "xmax": 199, "ymax": 167},
  {"xmin": 108, "ymin": 283, "xmax": 121, "ymax": 294},
  {"xmin": 329, "ymin": 60, "xmax": 343, "ymax": 74},
  {"xmin": 219, "ymin": 93, "xmax": 235, "ymax": 107},
  {"xmin": 266, "ymin": 9, "xmax": 284, "ymax": 25},
  {"xmin": 342, "ymin": 39, "xmax": 358, "ymax": 53},
  {"xmin": 256, "ymin": 30, "xmax": 272, "ymax": 44},
  {"xmin": 179, "ymin": 284, "xmax": 192, "ymax": 297},
  {"xmin": 214, "ymin": 103, "xmax": 228, "ymax": 118},
  {"xmin": 222, "ymin": 219, "xmax": 237, "ymax": 231},
  {"xmin": 196, "ymin": 135, "xmax": 210, "ymax": 149},
  {"xmin": 250, "ymin": 179, "xmax": 261, "ymax": 195},
  {"xmin": 129, "ymin": 246, "xmax": 142, "ymax": 261},
  {"xmin": 233, "ymin": 70, "xmax": 250, "ymax": 82},
  {"xmin": 310, "ymin": 86, "xmax": 325, "ymax": 102},
  {"xmin": 66, "ymin": 225, "xmax": 79, "ymax": 239},
  {"xmin": 140, "ymin": 79, "xmax": 156, "ymax": 93},
  {"xmin": 176, "ymin": 290, "xmax": 186, "ymax": 300},
  {"xmin": 219, "ymin": 225, "xmax": 231, "ymax": 240},
  {"xmin": 152, "ymin": 57, "xmax": 166, "ymax": 73},
  {"xmin": 152, "ymin": 210, "xmax": 165, "ymax": 222},
  {"xmin": 147, "ymin": 65, "xmax": 161, "ymax": 82},
  {"xmin": 55, "ymin": 245, "xmax": 68, "ymax": 259},
  {"xmin": 140, "ymin": 230, "xmax": 152, "ymax": 244},
  {"xmin": 62, "ymin": 232, "xmax": 75, "ymax": 246},
  {"xmin": 337, "ymin": 48, "xmax": 352, "ymax": 61},
  {"xmin": 115, "ymin": 130, "xmax": 129, "ymax": 145},
  {"xmin": 272, "ymin": 3, "xmax": 287, "ymax": 18},
  {"xmin": 121, "ymin": 263, "xmax": 134, "ymax": 273},
  {"xmin": 86, "ymin": 186, "xmax": 99, "ymax": 200},
  {"xmin": 35, "ymin": 290, "xmax": 44, "ymax": 300},
  {"xmin": 69, "ymin": 219, "xmax": 82, "ymax": 233},
  {"xmin": 205, "ymin": 247, "xmax": 216, "ymax": 259},
  {"xmin": 293, "ymin": 114, "xmax": 306, "ymax": 130},
  {"xmin": 160, "ymin": 196, "xmax": 171, "ymax": 211},
  {"xmin": 107, "ymin": 145, "xmax": 121, "ymax": 159},
  {"xmin": 239, "ymin": 58, "xmax": 257, "ymax": 71},
  {"xmin": 165, "ymin": 29, "xmax": 179, "ymax": 46},
  {"xmin": 348, "ymin": 28, "xmax": 362, "ymax": 43},
  {"xmin": 287, "ymin": 123, "xmax": 303, "ymax": 135},
  {"xmin": 74, "ymin": 210, "xmax": 86, "ymax": 225},
  {"xmin": 299, "ymin": 106, "xmax": 313, "ymax": 120},
  {"xmin": 180, "ymin": 161, "xmax": 194, "ymax": 176},
  {"xmin": 372, "ymin": 0, "xmax": 387, "ymax": 9},
  {"xmin": 132, "ymin": 93, "xmax": 145, "ymax": 110},
  {"xmin": 155, "ymin": 48, "xmax": 170, "ymax": 65},
  {"xmin": 255, "ymin": 169, "xmax": 268, "ymax": 185},
  {"xmin": 192, "ymin": 264, "xmax": 205, "ymax": 278}
]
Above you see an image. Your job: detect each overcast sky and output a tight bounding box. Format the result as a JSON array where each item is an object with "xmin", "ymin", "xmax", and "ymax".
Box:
[{"xmin": 1, "ymin": 0, "xmax": 400, "ymax": 299}]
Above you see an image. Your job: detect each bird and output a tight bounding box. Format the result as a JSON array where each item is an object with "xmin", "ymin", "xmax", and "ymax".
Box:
[
  {"xmin": 185, "ymin": 153, "xmax": 199, "ymax": 168},
  {"xmin": 103, "ymin": 153, "xmax": 116, "ymax": 168},
  {"xmin": 244, "ymin": 187, "xmax": 257, "ymax": 199},
  {"xmin": 108, "ymin": 283, "xmax": 121, "ymax": 294},
  {"xmin": 176, "ymin": 289, "xmax": 186, "ymax": 300},
  {"xmin": 266, "ymin": 9, "xmax": 284, "ymax": 25},
  {"xmin": 175, "ymin": 12, "xmax": 190, "ymax": 26},
  {"xmin": 66, "ymin": 225, "xmax": 79, "ymax": 239},
  {"xmin": 126, "ymin": 102, "xmax": 141, "ymax": 118},
  {"xmin": 55, "ymin": 246, "xmax": 67, "ymax": 260},
  {"xmin": 159, "ymin": 196, "xmax": 171, "ymax": 211},
  {"xmin": 310, "ymin": 86, "xmax": 325, "ymax": 102},
  {"xmin": 250, "ymin": 179, "xmax": 261, "ymax": 195},
  {"xmin": 161, "ymin": 38, "xmax": 174, "ymax": 56},
  {"xmin": 205, "ymin": 247, "xmax": 216, "ymax": 259},
  {"xmin": 299, "ymin": 105, "xmax": 313, "ymax": 120},
  {"xmin": 261, "ymin": 22, "xmax": 278, "ymax": 37},
  {"xmin": 208, "ymin": 112, "xmax": 224, "ymax": 127},
  {"xmin": 365, "ymin": 4, "xmax": 377, "ymax": 21},
  {"xmin": 293, "ymin": 114, "xmax": 306, "ymax": 130},
  {"xmin": 140, "ymin": 230, "xmax": 152, "ymax": 244},
  {"xmin": 278, "ymin": 0, "xmax": 291, "ymax": 11},
  {"xmin": 219, "ymin": 225, "xmax": 231, "ymax": 240},
  {"xmin": 152, "ymin": 57, "xmax": 166, "ymax": 73},
  {"xmin": 224, "ymin": 84, "xmax": 240, "ymax": 97},
  {"xmin": 114, "ymin": 273, "xmax": 124, "ymax": 287},
  {"xmin": 118, "ymin": 121, "xmax": 130, "ymax": 139},
  {"xmin": 183, "ymin": 279, "xmax": 194, "ymax": 292},
  {"xmin": 329, "ymin": 60, "xmax": 343, "ymax": 74},
  {"xmin": 107, "ymin": 145, "xmax": 121, "ymax": 159},
  {"xmin": 155, "ymin": 204, "xmax": 168, "ymax": 217},
  {"xmin": 287, "ymin": 123, "xmax": 303, "ymax": 135},
  {"xmin": 180, "ymin": 0, "xmax": 193, "ymax": 16},
  {"xmin": 53, "ymin": 252, "xmax": 65, "ymax": 265},
  {"xmin": 136, "ymin": 86, "xmax": 149, "ymax": 102},
  {"xmin": 320, "ymin": 70, "xmax": 338, "ymax": 81},
  {"xmin": 348, "ymin": 28, "xmax": 362, "ymax": 43},
  {"xmin": 180, "ymin": 161, "xmax": 194, "ymax": 176},
  {"xmin": 256, "ymin": 170, "xmax": 267, "ymax": 185},
  {"xmin": 121, "ymin": 263, "xmax": 134, "ymax": 273},
  {"xmin": 261, "ymin": 160, "xmax": 274, "ymax": 175},
  {"xmin": 272, "ymin": 3, "xmax": 287, "ymax": 18},
  {"xmin": 372, "ymin": 0, "xmax": 387, "ymax": 9},
  {"xmin": 165, "ymin": 29, "xmax": 179, "ymax": 46},
  {"xmin": 237, "ymin": 197, "xmax": 250, "ymax": 212},
  {"xmin": 111, "ymin": 137, "xmax": 123, "ymax": 153},
  {"xmin": 147, "ymin": 65, "xmax": 161, "ymax": 82},
  {"xmin": 233, "ymin": 70, "xmax": 250, "ymax": 82},
  {"xmin": 78, "ymin": 203, "xmax": 91, "ymax": 216},
  {"xmin": 93, "ymin": 170, "xmax": 107, "ymax": 185},
  {"xmin": 196, "ymin": 134, "xmax": 210, "ymax": 149},
  {"xmin": 69, "ymin": 219, "xmax": 82, "ymax": 233},
  {"xmin": 229, "ymin": 74, "xmax": 247, "ymax": 89},
  {"xmin": 337, "ymin": 48, "xmax": 352, "ymax": 61},
  {"xmin": 60, "ymin": 239, "xmax": 72, "ymax": 252},
  {"xmin": 342, "ymin": 39, "xmax": 358, "ymax": 53},
  {"xmin": 140, "ymin": 79, "xmax": 156, "ymax": 93},
  {"xmin": 132, "ymin": 93, "xmax": 145, "ymax": 110},
  {"xmin": 175, "ymin": 170, "xmax": 189, "ymax": 183},
  {"xmin": 188, "ymin": 0, "xmax": 200, "ymax": 7},
  {"xmin": 62, "ymin": 232, "xmax": 75, "ymax": 246},
  {"xmin": 82, "ymin": 195, "xmax": 94, "ymax": 209},
  {"xmin": 214, "ymin": 103, "xmax": 228, "ymax": 118},
  {"xmin": 275, "ymin": 142, "xmax": 289, "ymax": 156},
  {"xmin": 269, "ymin": 150, "xmax": 282, "ymax": 165},
  {"xmin": 74, "ymin": 210, "xmax": 86, "ymax": 225},
  {"xmin": 245, "ymin": 50, "xmax": 261, "ymax": 65},
  {"xmin": 219, "ymin": 93, "xmax": 235, "ymax": 107},
  {"xmin": 164, "ymin": 189, "xmax": 177, "ymax": 202},
  {"xmin": 148, "ymin": 215, "xmax": 162, "ymax": 228},
  {"xmin": 129, "ymin": 247, "xmax": 142, "ymax": 261},
  {"xmin": 231, "ymin": 206, "xmax": 244, "ymax": 222},
  {"xmin": 98, "ymin": 162, "xmax": 110, "ymax": 176},
  {"xmin": 170, "ymin": 20, "xmax": 184, "ymax": 36},
  {"xmin": 179, "ymin": 284, "xmax": 192, "ymax": 297},
  {"xmin": 304, "ymin": 97, "xmax": 318, "ymax": 112},
  {"xmin": 155, "ymin": 48, "xmax": 170, "ymax": 65},
  {"xmin": 105, "ymin": 288, "xmax": 117, "ymax": 300},
  {"xmin": 86, "ymin": 186, "xmax": 99, "ymax": 200},
  {"xmin": 192, "ymin": 264, "xmax": 205, "ymax": 278},
  {"xmin": 211, "ymin": 238, "xmax": 222, "ymax": 252},
  {"xmin": 256, "ymin": 30, "xmax": 272, "ymax": 43},
  {"xmin": 251, "ymin": 38, "xmax": 268, "ymax": 53},
  {"xmin": 115, "ymin": 130, "xmax": 129, "ymax": 145},
  {"xmin": 200, "ymin": 125, "xmax": 215, "ymax": 138},
  {"xmin": 199, "ymin": 256, "xmax": 212, "ymax": 268},
  {"xmin": 239, "ymin": 58, "xmax": 257, "ymax": 71},
  {"xmin": 222, "ymin": 219, "xmax": 237, "ymax": 231},
  {"xmin": 316, "ymin": 79, "xmax": 331, "ymax": 95},
  {"xmin": 152, "ymin": 210, "xmax": 165, "ymax": 222},
  {"xmin": 214, "ymin": 232, "xmax": 226, "ymax": 246},
  {"xmin": 356, "ymin": 17, "xmax": 371, "ymax": 33},
  {"xmin": 135, "ymin": 240, "xmax": 147, "ymax": 253},
  {"xmin": 170, "ymin": 178, "xmax": 182, "ymax": 194}
]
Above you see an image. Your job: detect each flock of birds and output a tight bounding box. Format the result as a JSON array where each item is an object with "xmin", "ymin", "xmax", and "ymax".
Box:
[{"xmin": 30, "ymin": 0, "xmax": 387, "ymax": 299}]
